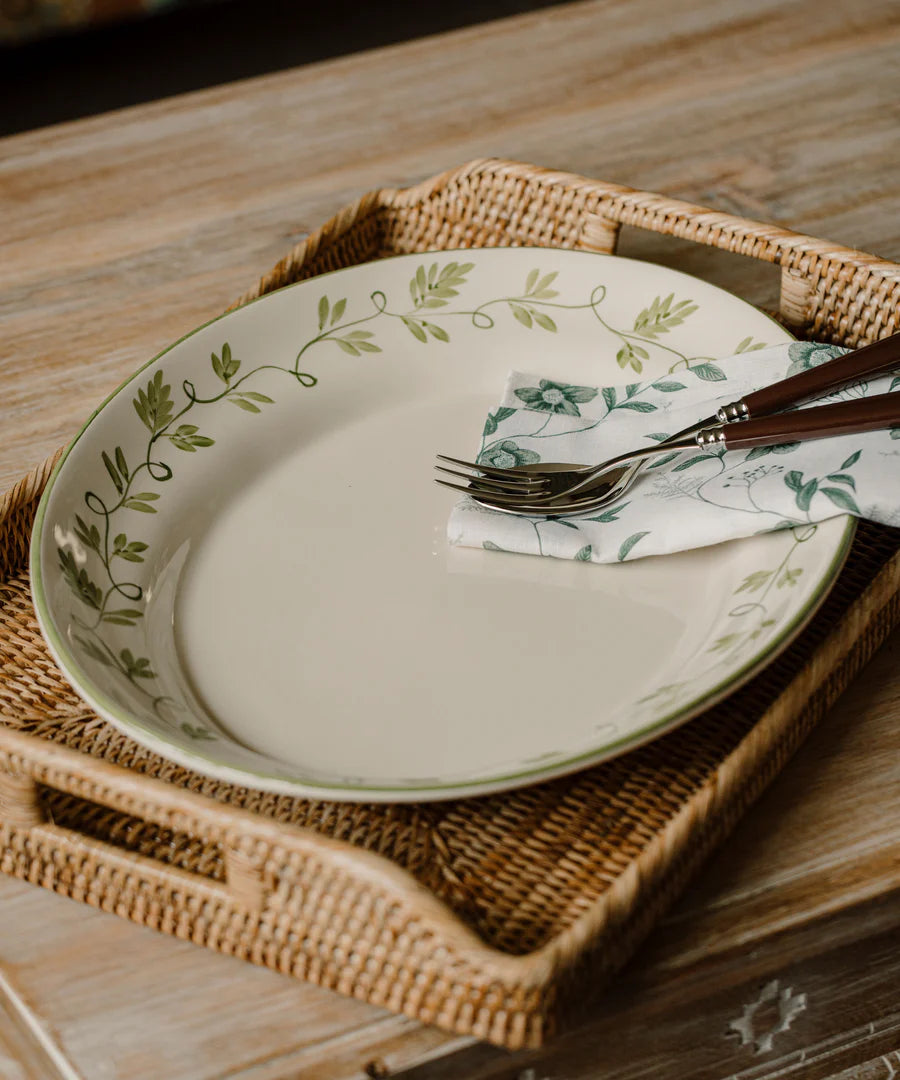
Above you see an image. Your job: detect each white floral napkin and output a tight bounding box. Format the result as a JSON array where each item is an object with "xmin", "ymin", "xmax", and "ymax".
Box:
[{"xmin": 448, "ymin": 342, "xmax": 900, "ymax": 563}]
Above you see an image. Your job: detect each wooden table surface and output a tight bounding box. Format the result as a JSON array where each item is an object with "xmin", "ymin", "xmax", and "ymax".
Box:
[{"xmin": 2, "ymin": 1, "xmax": 900, "ymax": 1077}]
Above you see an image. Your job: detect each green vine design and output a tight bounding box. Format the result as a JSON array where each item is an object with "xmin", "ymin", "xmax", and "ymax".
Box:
[
  {"xmin": 59, "ymin": 335, "xmax": 323, "ymax": 736},
  {"xmin": 472, "ymin": 276, "xmax": 767, "ymax": 467},
  {"xmin": 631, "ymin": 446, "xmax": 864, "ymax": 712},
  {"xmin": 635, "ymin": 522, "xmax": 815, "ymax": 712}
]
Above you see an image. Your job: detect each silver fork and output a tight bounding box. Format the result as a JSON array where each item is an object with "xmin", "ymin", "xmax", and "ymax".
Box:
[
  {"xmin": 437, "ymin": 389, "xmax": 900, "ymax": 517},
  {"xmin": 435, "ymin": 436, "xmax": 696, "ymax": 516},
  {"xmin": 435, "ymin": 331, "xmax": 900, "ymax": 512}
]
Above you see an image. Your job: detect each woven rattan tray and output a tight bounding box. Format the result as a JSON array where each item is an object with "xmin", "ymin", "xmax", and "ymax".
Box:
[{"xmin": 3, "ymin": 159, "xmax": 900, "ymax": 1050}]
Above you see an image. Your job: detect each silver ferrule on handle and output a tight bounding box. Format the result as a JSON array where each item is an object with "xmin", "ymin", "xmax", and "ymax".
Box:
[
  {"xmin": 695, "ymin": 427, "xmax": 728, "ymax": 448},
  {"xmin": 715, "ymin": 399, "xmax": 750, "ymax": 424}
]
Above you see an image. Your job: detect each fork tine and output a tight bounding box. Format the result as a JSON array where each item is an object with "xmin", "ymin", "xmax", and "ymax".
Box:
[
  {"xmin": 433, "ymin": 479, "xmax": 556, "ymax": 505},
  {"xmin": 433, "ymin": 465, "xmax": 546, "ymax": 492},
  {"xmin": 435, "ymin": 453, "xmax": 536, "ymax": 481},
  {"xmin": 435, "ymin": 453, "xmax": 485, "ymax": 471}
]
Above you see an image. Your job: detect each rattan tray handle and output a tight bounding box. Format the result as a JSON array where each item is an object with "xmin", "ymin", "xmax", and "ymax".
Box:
[
  {"xmin": 0, "ymin": 725, "xmax": 534, "ymax": 1000},
  {"xmin": 578, "ymin": 206, "xmax": 822, "ymax": 331},
  {"xmin": 0, "ymin": 749, "xmax": 271, "ymax": 911},
  {"xmin": 568, "ymin": 191, "xmax": 895, "ymax": 338}
]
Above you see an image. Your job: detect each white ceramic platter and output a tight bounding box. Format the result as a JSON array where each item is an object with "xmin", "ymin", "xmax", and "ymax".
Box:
[{"xmin": 31, "ymin": 249, "xmax": 854, "ymax": 801}]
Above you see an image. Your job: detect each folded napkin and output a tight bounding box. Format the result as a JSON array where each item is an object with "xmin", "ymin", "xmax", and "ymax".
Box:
[{"xmin": 448, "ymin": 342, "xmax": 900, "ymax": 563}]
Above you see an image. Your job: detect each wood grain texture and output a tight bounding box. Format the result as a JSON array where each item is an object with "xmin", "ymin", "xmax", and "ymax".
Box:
[
  {"xmin": 1, "ymin": 0, "xmax": 900, "ymax": 1075},
  {"xmin": 0, "ymin": 966, "xmax": 82, "ymax": 1080}
]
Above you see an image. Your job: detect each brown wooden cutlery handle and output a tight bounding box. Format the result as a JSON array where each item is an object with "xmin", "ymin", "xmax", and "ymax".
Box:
[
  {"xmin": 714, "ymin": 390, "xmax": 900, "ymax": 451},
  {"xmin": 739, "ymin": 331, "xmax": 900, "ymax": 418}
]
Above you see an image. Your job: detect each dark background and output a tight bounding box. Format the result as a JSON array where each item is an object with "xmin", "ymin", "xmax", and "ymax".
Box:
[{"xmin": 1, "ymin": 0, "xmax": 566, "ymax": 136}]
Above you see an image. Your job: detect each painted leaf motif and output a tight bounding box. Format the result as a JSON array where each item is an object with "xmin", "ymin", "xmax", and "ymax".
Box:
[
  {"xmin": 785, "ymin": 341, "xmax": 845, "ymax": 377},
  {"xmin": 633, "ymin": 294, "xmax": 698, "ymax": 337},
  {"xmin": 734, "ymin": 336, "xmax": 767, "ymax": 353},
  {"xmin": 120, "ymin": 650, "xmax": 156, "ymax": 679},
  {"xmin": 102, "ymin": 451, "xmax": 124, "ymax": 494},
  {"xmin": 796, "ymin": 478, "xmax": 819, "ymax": 511},
  {"xmin": 690, "ymin": 362, "xmax": 726, "ymax": 383},
  {"xmin": 736, "ymin": 570, "xmax": 772, "ymax": 594},
  {"xmin": 58, "ymin": 549, "xmax": 103, "ymax": 609},
  {"xmin": 585, "ymin": 501, "xmax": 629, "ymax": 523},
  {"xmin": 402, "ymin": 318, "xmax": 428, "ymax": 343},
  {"xmin": 820, "ymin": 486, "xmax": 860, "ymax": 514},
  {"xmin": 574, "ymin": 545, "xmax": 593, "ymax": 562},
  {"xmin": 533, "ymin": 271, "xmax": 559, "ymax": 297},
  {"xmin": 74, "ymin": 515, "xmax": 101, "ymax": 550},
  {"xmin": 124, "ymin": 493, "xmax": 160, "ymax": 514},
  {"xmin": 74, "ymin": 634, "xmax": 113, "ymax": 666},
  {"xmin": 645, "ymin": 451, "xmax": 681, "ymax": 471},
  {"xmin": 424, "ymin": 322, "xmax": 450, "ymax": 342},
  {"xmin": 220, "ymin": 343, "xmax": 239, "ymax": 380},
  {"xmin": 132, "ymin": 371, "xmax": 174, "ymax": 433},
  {"xmin": 114, "ymin": 447, "xmax": 129, "ymax": 481},
  {"xmin": 709, "ymin": 633, "xmax": 741, "ymax": 653},
  {"xmin": 616, "ymin": 343, "xmax": 643, "ymax": 373},
  {"xmin": 617, "ymin": 531, "xmax": 649, "ymax": 562},
  {"xmin": 565, "ymin": 386, "xmax": 599, "ymax": 403},
  {"xmin": 483, "ymin": 407, "xmax": 516, "ymax": 436},
  {"xmin": 744, "ymin": 445, "xmax": 774, "ymax": 462},
  {"xmin": 211, "ymin": 343, "xmax": 240, "ymax": 382}
]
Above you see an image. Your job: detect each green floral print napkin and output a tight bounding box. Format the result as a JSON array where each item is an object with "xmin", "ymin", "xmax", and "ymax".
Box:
[{"xmin": 448, "ymin": 342, "xmax": 899, "ymax": 563}]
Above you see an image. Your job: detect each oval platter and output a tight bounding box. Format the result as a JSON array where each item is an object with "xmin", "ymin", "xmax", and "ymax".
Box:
[{"xmin": 31, "ymin": 249, "xmax": 854, "ymax": 801}]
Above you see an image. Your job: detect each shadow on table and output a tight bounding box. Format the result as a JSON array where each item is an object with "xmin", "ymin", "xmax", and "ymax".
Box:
[{"xmin": 1, "ymin": 0, "xmax": 569, "ymax": 136}]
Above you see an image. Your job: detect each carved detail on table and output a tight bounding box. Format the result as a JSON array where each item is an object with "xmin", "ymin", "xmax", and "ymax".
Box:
[{"xmin": 727, "ymin": 979, "xmax": 808, "ymax": 1055}]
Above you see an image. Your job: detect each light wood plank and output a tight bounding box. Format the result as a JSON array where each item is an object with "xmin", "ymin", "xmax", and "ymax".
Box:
[
  {"xmin": 0, "ymin": 876, "xmax": 458, "ymax": 1080},
  {"xmin": 0, "ymin": 967, "xmax": 82, "ymax": 1080}
]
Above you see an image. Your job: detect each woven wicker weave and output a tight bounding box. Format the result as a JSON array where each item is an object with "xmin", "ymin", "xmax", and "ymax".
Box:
[{"xmin": 2, "ymin": 159, "xmax": 900, "ymax": 1049}]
